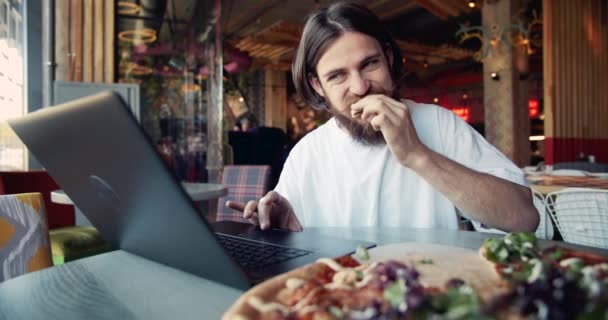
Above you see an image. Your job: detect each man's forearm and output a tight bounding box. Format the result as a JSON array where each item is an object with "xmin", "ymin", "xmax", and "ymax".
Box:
[{"xmin": 408, "ymin": 146, "xmax": 539, "ymax": 232}]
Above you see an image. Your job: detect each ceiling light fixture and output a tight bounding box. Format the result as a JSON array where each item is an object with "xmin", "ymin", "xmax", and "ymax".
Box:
[
  {"xmin": 118, "ymin": 28, "xmax": 157, "ymax": 44},
  {"xmin": 117, "ymin": 1, "xmax": 141, "ymax": 15},
  {"xmin": 468, "ymin": 0, "xmax": 476, "ymax": 8}
]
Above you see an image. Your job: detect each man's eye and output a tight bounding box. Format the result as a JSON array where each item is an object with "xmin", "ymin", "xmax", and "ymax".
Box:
[
  {"xmin": 363, "ymin": 60, "xmax": 380, "ymax": 69},
  {"xmin": 327, "ymin": 73, "xmax": 345, "ymax": 82}
]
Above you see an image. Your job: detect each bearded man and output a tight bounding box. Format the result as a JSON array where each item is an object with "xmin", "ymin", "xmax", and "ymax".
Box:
[{"xmin": 227, "ymin": 2, "xmax": 538, "ymax": 233}]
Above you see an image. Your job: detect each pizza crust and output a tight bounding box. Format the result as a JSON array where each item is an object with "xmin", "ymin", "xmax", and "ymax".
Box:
[{"xmin": 223, "ymin": 263, "xmax": 325, "ymax": 320}]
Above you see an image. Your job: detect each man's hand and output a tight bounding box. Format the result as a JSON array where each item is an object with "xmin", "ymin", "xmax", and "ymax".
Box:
[
  {"xmin": 225, "ymin": 191, "xmax": 303, "ymax": 231},
  {"xmin": 352, "ymin": 95, "xmax": 538, "ymax": 232},
  {"xmin": 351, "ymin": 95, "xmax": 428, "ymax": 167}
]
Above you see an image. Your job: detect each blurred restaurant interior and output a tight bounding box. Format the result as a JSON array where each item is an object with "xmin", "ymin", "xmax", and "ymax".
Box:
[
  {"xmin": 1, "ymin": 0, "xmax": 608, "ymax": 272},
  {"xmin": 1, "ymin": 0, "xmax": 605, "ymax": 182}
]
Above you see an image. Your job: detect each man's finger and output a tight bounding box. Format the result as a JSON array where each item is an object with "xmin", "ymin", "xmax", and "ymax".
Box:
[
  {"xmin": 226, "ymin": 200, "xmax": 246, "ymax": 212},
  {"xmin": 243, "ymin": 200, "xmax": 258, "ymax": 219},
  {"xmin": 370, "ymin": 113, "xmax": 387, "ymax": 131},
  {"xmin": 257, "ymin": 195, "xmax": 274, "ymax": 230}
]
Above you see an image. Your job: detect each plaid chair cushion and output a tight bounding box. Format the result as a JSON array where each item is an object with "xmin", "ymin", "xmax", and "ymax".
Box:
[
  {"xmin": 0, "ymin": 193, "xmax": 53, "ymax": 283},
  {"xmin": 216, "ymin": 165, "xmax": 271, "ymax": 223}
]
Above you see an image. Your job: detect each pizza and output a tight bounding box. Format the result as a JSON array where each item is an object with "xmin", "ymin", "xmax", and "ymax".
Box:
[{"xmin": 223, "ymin": 233, "xmax": 608, "ymax": 320}]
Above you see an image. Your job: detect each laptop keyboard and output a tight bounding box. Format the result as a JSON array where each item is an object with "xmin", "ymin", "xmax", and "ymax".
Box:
[{"xmin": 216, "ymin": 234, "xmax": 311, "ymax": 269}]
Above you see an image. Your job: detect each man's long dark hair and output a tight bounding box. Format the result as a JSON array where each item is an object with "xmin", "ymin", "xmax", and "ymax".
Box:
[{"xmin": 292, "ymin": 2, "xmax": 403, "ymax": 110}]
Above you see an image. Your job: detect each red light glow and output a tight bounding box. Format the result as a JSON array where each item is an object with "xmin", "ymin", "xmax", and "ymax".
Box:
[
  {"xmin": 451, "ymin": 107, "xmax": 470, "ymax": 122},
  {"xmin": 528, "ymin": 99, "xmax": 539, "ymax": 118}
]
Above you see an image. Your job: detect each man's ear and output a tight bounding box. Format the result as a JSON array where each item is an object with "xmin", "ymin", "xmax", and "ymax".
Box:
[{"xmin": 309, "ymin": 74, "xmax": 325, "ymax": 97}]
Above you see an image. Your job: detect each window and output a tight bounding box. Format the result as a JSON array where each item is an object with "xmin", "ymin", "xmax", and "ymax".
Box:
[{"xmin": 0, "ymin": 0, "xmax": 25, "ymax": 170}]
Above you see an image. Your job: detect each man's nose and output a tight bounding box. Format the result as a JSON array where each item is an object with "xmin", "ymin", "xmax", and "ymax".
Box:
[{"xmin": 349, "ymin": 72, "xmax": 370, "ymax": 96}]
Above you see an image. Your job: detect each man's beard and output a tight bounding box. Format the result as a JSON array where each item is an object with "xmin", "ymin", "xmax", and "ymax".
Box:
[
  {"xmin": 333, "ymin": 112, "xmax": 385, "ymax": 145},
  {"xmin": 329, "ymin": 88, "xmax": 398, "ymax": 146}
]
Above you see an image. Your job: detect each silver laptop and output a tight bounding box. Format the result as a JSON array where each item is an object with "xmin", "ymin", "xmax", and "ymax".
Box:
[{"xmin": 8, "ymin": 91, "xmax": 374, "ymax": 289}]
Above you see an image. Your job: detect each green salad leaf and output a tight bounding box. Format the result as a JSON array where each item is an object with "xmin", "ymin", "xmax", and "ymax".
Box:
[
  {"xmin": 483, "ymin": 232, "xmax": 538, "ymax": 264},
  {"xmin": 383, "ymin": 279, "xmax": 407, "ymax": 308},
  {"xmin": 355, "ymin": 245, "xmax": 370, "ymax": 261}
]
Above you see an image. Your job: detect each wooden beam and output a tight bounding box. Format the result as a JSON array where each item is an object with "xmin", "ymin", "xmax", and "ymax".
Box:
[
  {"xmin": 414, "ymin": 0, "xmax": 450, "ymax": 20},
  {"xmin": 71, "ymin": 0, "xmax": 83, "ymax": 81},
  {"xmin": 428, "ymin": 0, "xmax": 460, "ymax": 17},
  {"xmin": 237, "ymin": 35, "xmax": 298, "ymax": 48},
  {"xmin": 104, "ymin": 0, "xmax": 115, "ymax": 83},
  {"xmin": 378, "ymin": 2, "xmax": 418, "ymax": 20},
  {"xmin": 224, "ymin": 0, "xmax": 283, "ymax": 40},
  {"xmin": 93, "ymin": 0, "xmax": 104, "ymax": 82},
  {"xmin": 55, "ymin": 0, "xmax": 68, "ymax": 81},
  {"xmin": 83, "ymin": 0, "xmax": 93, "ymax": 82}
]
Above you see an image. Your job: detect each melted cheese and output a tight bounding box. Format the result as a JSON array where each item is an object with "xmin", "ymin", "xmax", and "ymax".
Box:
[
  {"xmin": 316, "ymin": 258, "xmax": 345, "ymax": 271},
  {"xmin": 247, "ymin": 296, "xmax": 289, "ymax": 315},
  {"xmin": 286, "ymin": 278, "xmax": 306, "ymax": 290}
]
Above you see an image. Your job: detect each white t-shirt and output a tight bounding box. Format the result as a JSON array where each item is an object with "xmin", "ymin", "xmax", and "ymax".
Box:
[{"xmin": 274, "ymin": 100, "xmax": 527, "ymax": 230}]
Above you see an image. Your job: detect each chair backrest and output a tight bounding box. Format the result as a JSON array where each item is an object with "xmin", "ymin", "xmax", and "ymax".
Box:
[
  {"xmin": 0, "ymin": 193, "xmax": 53, "ymax": 282},
  {"xmin": 471, "ymin": 188, "xmax": 553, "ymax": 239},
  {"xmin": 550, "ymin": 169, "xmax": 587, "ymax": 176},
  {"xmin": 554, "ymin": 162, "xmax": 608, "ymax": 173},
  {"xmin": 546, "ymin": 188, "xmax": 608, "ymax": 249},
  {"xmin": 532, "ymin": 188, "xmax": 554, "ymax": 240},
  {"xmin": 216, "ymin": 165, "xmax": 271, "ymax": 223},
  {"xmin": 0, "ymin": 170, "xmax": 75, "ymax": 229}
]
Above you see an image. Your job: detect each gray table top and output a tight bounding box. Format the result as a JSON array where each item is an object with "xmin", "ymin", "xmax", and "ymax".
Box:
[{"xmin": 1, "ymin": 227, "xmax": 606, "ymax": 320}]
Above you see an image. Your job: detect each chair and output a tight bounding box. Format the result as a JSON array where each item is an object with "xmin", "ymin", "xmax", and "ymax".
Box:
[
  {"xmin": 216, "ymin": 165, "xmax": 271, "ymax": 223},
  {"xmin": 471, "ymin": 188, "xmax": 554, "ymax": 239},
  {"xmin": 229, "ymin": 127, "xmax": 290, "ymax": 189},
  {"xmin": 554, "ymin": 162, "xmax": 608, "ymax": 173},
  {"xmin": 546, "ymin": 188, "xmax": 608, "ymax": 249},
  {"xmin": 0, "ymin": 170, "xmax": 110, "ymax": 265},
  {"xmin": 0, "ymin": 170, "xmax": 75, "ymax": 229},
  {"xmin": 532, "ymin": 188, "xmax": 554, "ymax": 240},
  {"xmin": 0, "ymin": 193, "xmax": 53, "ymax": 282}
]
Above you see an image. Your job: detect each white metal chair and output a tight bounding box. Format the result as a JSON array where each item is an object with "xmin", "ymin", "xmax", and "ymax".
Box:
[
  {"xmin": 546, "ymin": 188, "xmax": 608, "ymax": 249},
  {"xmin": 532, "ymin": 188, "xmax": 554, "ymax": 240},
  {"xmin": 470, "ymin": 188, "xmax": 553, "ymax": 239},
  {"xmin": 550, "ymin": 169, "xmax": 587, "ymax": 176}
]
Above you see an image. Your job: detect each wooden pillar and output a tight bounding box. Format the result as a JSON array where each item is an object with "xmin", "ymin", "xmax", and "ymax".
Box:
[
  {"xmin": 54, "ymin": 0, "xmax": 68, "ymax": 82},
  {"xmin": 55, "ymin": 0, "xmax": 115, "ymax": 83},
  {"xmin": 205, "ymin": 0, "xmax": 223, "ymax": 183},
  {"xmin": 482, "ymin": 0, "xmax": 530, "ymax": 166},
  {"xmin": 263, "ymin": 70, "xmax": 287, "ymax": 131},
  {"xmin": 543, "ymin": 0, "xmax": 608, "ymax": 164}
]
